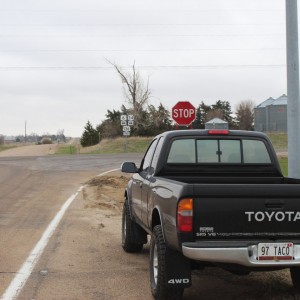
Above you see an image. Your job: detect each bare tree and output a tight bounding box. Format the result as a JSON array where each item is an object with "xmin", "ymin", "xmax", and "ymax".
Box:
[
  {"xmin": 235, "ymin": 100, "xmax": 255, "ymax": 130},
  {"xmin": 57, "ymin": 129, "xmax": 66, "ymax": 142},
  {"xmin": 107, "ymin": 60, "xmax": 151, "ymax": 133}
]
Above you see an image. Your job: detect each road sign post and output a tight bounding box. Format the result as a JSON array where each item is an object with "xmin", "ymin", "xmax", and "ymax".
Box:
[
  {"xmin": 120, "ymin": 114, "xmax": 134, "ymax": 151},
  {"xmin": 172, "ymin": 101, "xmax": 196, "ymax": 127}
]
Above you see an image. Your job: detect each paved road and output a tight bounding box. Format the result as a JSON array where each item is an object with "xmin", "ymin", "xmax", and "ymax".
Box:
[
  {"xmin": 0, "ymin": 154, "xmax": 147, "ymax": 300},
  {"xmin": 0, "ymin": 154, "xmax": 297, "ymax": 300}
]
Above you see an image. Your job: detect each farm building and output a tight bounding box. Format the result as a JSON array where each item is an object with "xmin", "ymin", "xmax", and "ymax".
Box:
[
  {"xmin": 254, "ymin": 94, "xmax": 287, "ymax": 132},
  {"xmin": 205, "ymin": 117, "xmax": 228, "ymax": 130}
]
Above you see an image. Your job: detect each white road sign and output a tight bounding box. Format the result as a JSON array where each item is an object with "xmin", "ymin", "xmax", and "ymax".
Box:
[
  {"xmin": 123, "ymin": 126, "xmax": 131, "ymax": 132},
  {"xmin": 120, "ymin": 115, "xmax": 127, "ymax": 121}
]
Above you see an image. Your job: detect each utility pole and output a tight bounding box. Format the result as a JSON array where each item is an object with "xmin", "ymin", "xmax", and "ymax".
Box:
[
  {"xmin": 25, "ymin": 120, "xmax": 27, "ymax": 143},
  {"xmin": 286, "ymin": 0, "xmax": 300, "ymax": 178}
]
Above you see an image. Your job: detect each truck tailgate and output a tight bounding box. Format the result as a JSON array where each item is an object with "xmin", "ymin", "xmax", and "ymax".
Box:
[{"xmin": 193, "ymin": 184, "xmax": 300, "ymax": 240}]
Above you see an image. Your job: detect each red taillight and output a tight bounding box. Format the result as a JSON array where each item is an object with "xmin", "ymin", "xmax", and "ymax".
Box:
[
  {"xmin": 177, "ymin": 198, "xmax": 193, "ymax": 232},
  {"xmin": 208, "ymin": 130, "xmax": 229, "ymax": 135}
]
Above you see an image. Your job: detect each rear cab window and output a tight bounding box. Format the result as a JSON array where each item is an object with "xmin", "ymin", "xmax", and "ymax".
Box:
[{"xmin": 167, "ymin": 138, "xmax": 271, "ymax": 164}]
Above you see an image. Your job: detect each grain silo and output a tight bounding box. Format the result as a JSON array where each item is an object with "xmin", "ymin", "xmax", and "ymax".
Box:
[{"xmin": 254, "ymin": 94, "xmax": 287, "ymax": 132}]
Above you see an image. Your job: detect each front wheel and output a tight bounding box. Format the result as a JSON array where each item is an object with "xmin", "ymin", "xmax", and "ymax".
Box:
[
  {"xmin": 150, "ymin": 225, "xmax": 184, "ymax": 300},
  {"xmin": 290, "ymin": 267, "xmax": 300, "ymax": 292},
  {"xmin": 121, "ymin": 201, "xmax": 143, "ymax": 253}
]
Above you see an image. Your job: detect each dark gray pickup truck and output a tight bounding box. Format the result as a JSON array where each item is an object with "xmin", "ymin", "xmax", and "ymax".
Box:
[{"xmin": 121, "ymin": 129, "xmax": 300, "ymax": 300}]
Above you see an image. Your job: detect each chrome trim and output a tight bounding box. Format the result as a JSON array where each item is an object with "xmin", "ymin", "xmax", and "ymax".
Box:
[{"xmin": 182, "ymin": 244, "xmax": 300, "ymax": 267}]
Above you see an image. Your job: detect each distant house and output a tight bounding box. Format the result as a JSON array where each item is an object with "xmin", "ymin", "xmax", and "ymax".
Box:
[
  {"xmin": 205, "ymin": 118, "xmax": 228, "ymax": 130},
  {"xmin": 4, "ymin": 136, "xmax": 15, "ymax": 144},
  {"xmin": 254, "ymin": 94, "xmax": 287, "ymax": 132}
]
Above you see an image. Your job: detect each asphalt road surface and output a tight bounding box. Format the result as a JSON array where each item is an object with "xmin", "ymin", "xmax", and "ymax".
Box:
[
  {"xmin": 0, "ymin": 152, "xmax": 298, "ymax": 300},
  {"xmin": 0, "ymin": 153, "xmax": 148, "ymax": 300}
]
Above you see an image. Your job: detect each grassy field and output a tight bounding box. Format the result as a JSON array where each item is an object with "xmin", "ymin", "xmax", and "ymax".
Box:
[
  {"xmin": 262, "ymin": 133, "xmax": 288, "ymax": 175},
  {"xmin": 279, "ymin": 157, "xmax": 288, "ymax": 176},
  {"xmin": 59, "ymin": 136, "xmax": 153, "ymax": 155},
  {"xmin": 56, "ymin": 144, "xmax": 78, "ymax": 155},
  {"xmin": 266, "ymin": 132, "xmax": 287, "ymax": 152},
  {"xmin": 89, "ymin": 136, "xmax": 153, "ymax": 154}
]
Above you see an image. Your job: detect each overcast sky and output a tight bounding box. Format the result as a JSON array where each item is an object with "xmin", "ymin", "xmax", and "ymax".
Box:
[{"xmin": 0, "ymin": 0, "xmax": 289, "ymax": 137}]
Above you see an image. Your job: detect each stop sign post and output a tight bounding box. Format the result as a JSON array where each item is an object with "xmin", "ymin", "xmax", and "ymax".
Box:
[{"xmin": 172, "ymin": 101, "xmax": 196, "ymax": 126}]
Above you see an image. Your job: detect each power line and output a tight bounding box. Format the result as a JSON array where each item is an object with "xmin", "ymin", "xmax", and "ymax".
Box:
[
  {"xmin": 0, "ymin": 23, "xmax": 284, "ymax": 27},
  {"xmin": 0, "ymin": 48, "xmax": 285, "ymax": 52},
  {"xmin": 0, "ymin": 33, "xmax": 284, "ymax": 37},
  {"xmin": 0, "ymin": 9, "xmax": 284, "ymax": 12},
  {"xmin": 0, "ymin": 64, "xmax": 286, "ymax": 70}
]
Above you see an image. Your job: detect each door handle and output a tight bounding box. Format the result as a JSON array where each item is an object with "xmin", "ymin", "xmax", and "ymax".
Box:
[{"xmin": 264, "ymin": 200, "xmax": 284, "ymax": 209}]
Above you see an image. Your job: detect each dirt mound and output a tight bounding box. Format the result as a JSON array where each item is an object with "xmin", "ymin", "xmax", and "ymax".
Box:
[
  {"xmin": 86, "ymin": 175, "xmax": 130, "ymax": 188},
  {"xmin": 83, "ymin": 172, "xmax": 131, "ymax": 217}
]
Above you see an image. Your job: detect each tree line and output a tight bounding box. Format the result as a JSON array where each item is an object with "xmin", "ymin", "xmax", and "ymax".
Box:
[
  {"xmin": 80, "ymin": 62, "xmax": 255, "ymax": 147},
  {"xmin": 80, "ymin": 99, "xmax": 255, "ymax": 147},
  {"xmin": 0, "ymin": 131, "xmax": 66, "ymax": 145}
]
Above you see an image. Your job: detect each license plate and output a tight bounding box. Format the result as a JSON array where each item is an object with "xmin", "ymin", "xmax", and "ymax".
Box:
[{"xmin": 258, "ymin": 243, "xmax": 294, "ymax": 261}]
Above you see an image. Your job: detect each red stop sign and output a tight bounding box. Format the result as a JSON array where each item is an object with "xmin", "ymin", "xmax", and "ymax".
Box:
[{"xmin": 172, "ymin": 101, "xmax": 196, "ymax": 126}]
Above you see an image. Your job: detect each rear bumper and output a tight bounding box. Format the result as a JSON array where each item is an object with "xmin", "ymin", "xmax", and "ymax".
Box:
[{"xmin": 182, "ymin": 241, "xmax": 300, "ymax": 267}]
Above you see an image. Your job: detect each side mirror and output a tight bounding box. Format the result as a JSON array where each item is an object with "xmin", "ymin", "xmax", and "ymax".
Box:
[{"xmin": 121, "ymin": 162, "xmax": 138, "ymax": 173}]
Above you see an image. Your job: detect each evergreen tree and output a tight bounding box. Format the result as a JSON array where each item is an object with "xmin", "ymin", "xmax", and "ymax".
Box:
[
  {"xmin": 97, "ymin": 109, "xmax": 123, "ymax": 139},
  {"xmin": 147, "ymin": 103, "xmax": 172, "ymax": 135},
  {"xmin": 199, "ymin": 101, "xmax": 211, "ymax": 127},
  {"xmin": 211, "ymin": 100, "xmax": 236, "ymax": 128},
  {"xmin": 80, "ymin": 121, "xmax": 99, "ymax": 147},
  {"xmin": 192, "ymin": 105, "xmax": 203, "ymax": 129}
]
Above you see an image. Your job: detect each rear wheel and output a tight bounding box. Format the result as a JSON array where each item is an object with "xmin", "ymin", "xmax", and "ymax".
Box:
[
  {"xmin": 290, "ymin": 267, "xmax": 300, "ymax": 292},
  {"xmin": 150, "ymin": 225, "xmax": 184, "ymax": 300},
  {"xmin": 121, "ymin": 201, "xmax": 143, "ymax": 253}
]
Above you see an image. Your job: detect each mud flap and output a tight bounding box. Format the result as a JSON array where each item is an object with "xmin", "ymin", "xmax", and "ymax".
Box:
[
  {"xmin": 132, "ymin": 222, "xmax": 148, "ymax": 244},
  {"xmin": 165, "ymin": 248, "xmax": 192, "ymax": 288}
]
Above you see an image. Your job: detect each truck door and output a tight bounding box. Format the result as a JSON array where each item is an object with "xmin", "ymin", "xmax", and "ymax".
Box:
[
  {"xmin": 131, "ymin": 139, "xmax": 158, "ymax": 221},
  {"xmin": 141, "ymin": 137, "xmax": 164, "ymax": 225}
]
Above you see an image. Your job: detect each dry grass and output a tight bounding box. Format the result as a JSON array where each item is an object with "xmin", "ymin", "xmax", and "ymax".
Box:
[{"xmin": 78, "ymin": 136, "xmax": 152, "ymax": 154}]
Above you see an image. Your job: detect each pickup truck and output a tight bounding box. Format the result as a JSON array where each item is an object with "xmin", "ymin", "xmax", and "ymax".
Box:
[{"xmin": 121, "ymin": 129, "xmax": 300, "ymax": 300}]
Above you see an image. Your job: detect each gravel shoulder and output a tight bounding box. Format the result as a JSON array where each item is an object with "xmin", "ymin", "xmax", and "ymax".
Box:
[{"xmin": 0, "ymin": 144, "xmax": 58, "ymax": 157}]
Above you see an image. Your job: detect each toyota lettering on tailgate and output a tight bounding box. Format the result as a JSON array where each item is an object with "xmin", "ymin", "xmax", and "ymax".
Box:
[{"xmin": 245, "ymin": 211, "xmax": 300, "ymax": 222}]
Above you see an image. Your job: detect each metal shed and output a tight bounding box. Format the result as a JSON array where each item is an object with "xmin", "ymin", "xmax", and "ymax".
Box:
[{"xmin": 205, "ymin": 118, "xmax": 228, "ymax": 130}]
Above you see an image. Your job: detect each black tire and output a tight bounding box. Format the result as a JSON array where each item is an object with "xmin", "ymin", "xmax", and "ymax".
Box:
[
  {"xmin": 290, "ymin": 267, "xmax": 300, "ymax": 293},
  {"xmin": 121, "ymin": 201, "xmax": 143, "ymax": 253},
  {"xmin": 150, "ymin": 225, "xmax": 184, "ymax": 300}
]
